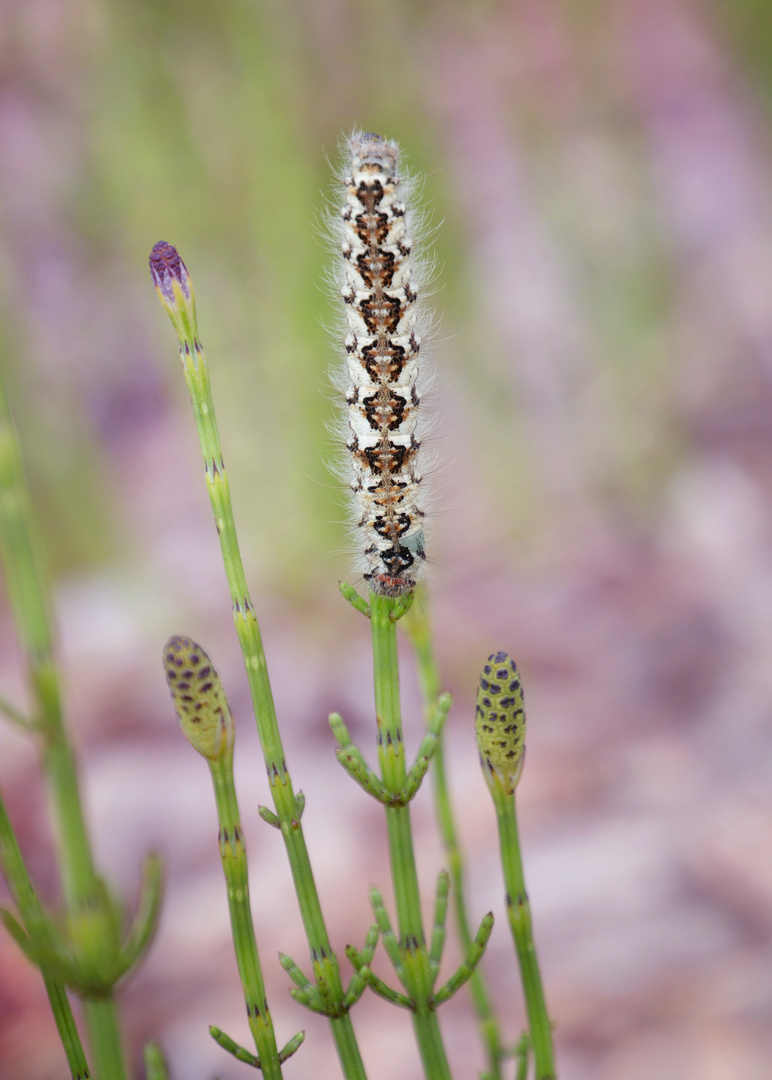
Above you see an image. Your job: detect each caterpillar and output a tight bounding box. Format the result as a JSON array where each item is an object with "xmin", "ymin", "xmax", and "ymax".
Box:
[{"xmin": 337, "ymin": 131, "xmax": 429, "ymax": 598}]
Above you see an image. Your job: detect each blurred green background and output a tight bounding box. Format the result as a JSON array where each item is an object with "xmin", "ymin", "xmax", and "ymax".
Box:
[
  {"xmin": 1, "ymin": 0, "xmax": 770, "ymax": 588},
  {"xmin": 0, "ymin": 0, "xmax": 749, "ymax": 591},
  {"xmin": 2, "ymin": 1, "xmax": 772, "ymax": 1078}
]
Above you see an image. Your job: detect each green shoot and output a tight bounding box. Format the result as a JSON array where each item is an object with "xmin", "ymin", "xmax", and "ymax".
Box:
[
  {"xmin": 150, "ymin": 242, "xmax": 367, "ymax": 1080},
  {"xmin": 476, "ymin": 654, "xmax": 556, "ymax": 1079}
]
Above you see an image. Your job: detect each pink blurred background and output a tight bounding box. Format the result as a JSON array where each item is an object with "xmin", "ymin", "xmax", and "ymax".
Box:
[{"xmin": 1, "ymin": 1, "xmax": 772, "ymax": 1077}]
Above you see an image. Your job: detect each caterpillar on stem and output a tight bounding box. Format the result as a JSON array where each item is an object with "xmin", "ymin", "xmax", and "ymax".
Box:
[{"xmin": 336, "ymin": 131, "xmax": 431, "ymax": 597}]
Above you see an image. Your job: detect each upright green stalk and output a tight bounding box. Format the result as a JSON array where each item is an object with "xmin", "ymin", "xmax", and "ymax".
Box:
[
  {"xmin": 370, "ymin": 593, "xmax": 452, "ymax": 1080},
  {"xmin": 476, "ymin": 654, "xmax": 556, "ymax": 1080},
  {"xmin": 143, "ymin": 1042, "xmax": 169, "ymax": 1080},
  {"xmin": 163, "ymin": 636, "xmax": 289, "ymax": 1079},
  {"xmin": 0, "ymin": 373, "xmax": 129, "ymax": 1080},
  {"xmin": 403, "ymin": 594, "xmax": 505, "ymax": 1080},
  {"xmin": 0, "ymin": 376, "xmax": 94, "ymax": 906},
  {"xmin": 150, "ymin": 242, "xmax": 367, "ymax": 1080},
  {"xmin": 0, "ymin": 790, "xmax": 91, "ymax": 1079},
  {"xmin": 495, "ymin": 799, "xmax": 554, "ymax": 1078},
  {"xmin": 211, "ymin": 759, "xmax": 284, "ymax": 1080}
]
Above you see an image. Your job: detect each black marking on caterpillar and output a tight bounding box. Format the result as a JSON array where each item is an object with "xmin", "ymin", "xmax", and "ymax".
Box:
[{"xmin": 337, "ymin": 132, "xmax": 430, "ymax": 597}]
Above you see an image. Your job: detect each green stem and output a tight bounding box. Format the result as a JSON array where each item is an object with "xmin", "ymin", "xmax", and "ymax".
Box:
[
  {"xmin": 0, "ymin": 789, "xmax": 91, "ymax": 1079},
  {"xmin": 515, "ymin": 1033, "xmax": 530, "ymax": 1080},
  {"xmin": 44, "ymin": 978, "xmax": 92, "ymax": 1080},
  {"xmin": 493, "ymin": 790, "xmax": 555, "ymax": 1080},
  {"xmin": 0, "ymin": 378, "xmax": 94, "ymax": 903},
  {"xmin": 370, "ymin": 593, "xmax": 452, "ymax": 1080},
  {"xmin": 82, "ymin": 999, "xmax": 126, "ymax": 1080},
  {"xmin": 155, "ymin": 257, "xmax": 366, "ymax": 1080},
  {"xmin": 143, "ymin": 1042, "xmax": 169, "ymax": 1080},
  {"xmin": 404, "ymin": 595, "xmax": 505, "ymax": 1080},
  {"xmin": 210, "ymin": 752, "xmax": 283, "ymax": 1080},
  {"xmin": 0, "ymin": 373, "xmax": 127, "ymax": 1079}
]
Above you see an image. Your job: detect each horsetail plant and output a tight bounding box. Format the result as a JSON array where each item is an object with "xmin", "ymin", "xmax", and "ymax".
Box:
[
  {"xmin": 330, "ymin": 132, "xmax": 496, "ymax": 1079},
  {"xmin": 142, "ymin": 1043, "xmax": 170, "ymax": 1080},
  {"xmin": 0, "ymin": 370, "xmax": 163, "ymax": 1080},
  {"xmin": 149, "ymin": 241, "xmax": 368, "ymax": 1079},
  {"xmin": 0, "ymin": 130, "xmax": 560, "ymax": 1079},
  {"xmin": 476, "ymin": 654, "xmax": 556, "ymax": 1080},
  {"xmin": 0, "ymin": 788, "xmax": 91, "ymax": 1080},
  {"xmin": 403, "ymin": 592, "xmax": 508, "ymax": 1080},
  {"xmin": 333, "ymin": 589, "xmax": 494, "ymax": 1080},
  {"xmin": 163, "ymin": 634, "xmax": 303, "ymax": 1077}
]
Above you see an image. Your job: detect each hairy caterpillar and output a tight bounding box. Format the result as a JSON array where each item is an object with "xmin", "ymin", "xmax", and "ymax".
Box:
[{"xmin": 336, "ymin": 131, "xmax": 429, "ymax": 597}]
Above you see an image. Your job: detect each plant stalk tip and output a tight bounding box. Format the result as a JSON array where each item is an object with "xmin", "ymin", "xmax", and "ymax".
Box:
[
  {"xmin": 149, "ymin": 241, "xmax": 190, "ymax": 301},
  {"xmin": 162, "ymin": 636, "xmax": 234, "ymax": 761},
  {"xmin": 475, "ymin": 653, "xmax": 526, "ymax": 796}
]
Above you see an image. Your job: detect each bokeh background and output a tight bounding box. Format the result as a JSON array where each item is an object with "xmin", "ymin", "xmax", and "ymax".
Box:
[{"xmin": 2, "ymin": 0, "xmax": 772, "ymax": 1077}]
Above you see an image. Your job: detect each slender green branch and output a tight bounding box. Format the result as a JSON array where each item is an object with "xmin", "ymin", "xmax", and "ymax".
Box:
[
  {"xmin": 494, "ymin": 799, "xmax": 554, "ymax": 1079},
  {"xmin": 403, "ymin": 593, "xmax": 506, "ymax": 1079},
  {"xmin": 0, "ymin": 370, "xmax": 129, "ymax": 1079},
  {"xmin": 0, "ymin": 789, "xmax": 91, "ymax": 1079},
  {"xmin": 119, "ymin": 854, "xmax": 164, "ymax": 971},
  {"xmin": 211, "ymin": 756, "xmax": 284, "ymax": 1078},
  {"xmin": 150, "ymin": 243, "xmax": 367, "ymax": 1080},
  {"xmin": 362, "ymin": 970, "xmax": 412, "ymax": 1009},
  {"xmin": 143, "ymin": 1042, "xmax": 169, "ymax": 1080},
  {"xmin": 475, "ymin": 654, "xmax": 556, "ymax": 1080},
  {"xmin": 163, "ymin": 635, "xmax": 285, "ymax": 1078},
  {"xmin": 278, "ymin": 1031, "xmax": 306, "ymax": 1063},
  {"xmin": 279, "ymin": 952, "xmax": 314, "ymax": 994},
  {"xmin": 515, "ymin": 1033, "xmax": 530, "ymax": 1080},
  {"xmin": 343, "ymin": 924, "xmax": 379, "ymax": 1008},
  {"xmin": 210, "ymin": 1026, "xmax": 261, "ymax": 1068},
  {"xmin": 44, "ymin": 978, "xmax": 92, "ymax": 1080},
  {"xmin": 0, "ymin": 694, "xmax": 34, "ymax": 731},
  {"xmin": 368, "ymin": 886, "xmax": 404, "ymax": 979},
  {"xmin": 433, "ymin": 913, "xmax": 494, "ymax": 1006},
  {"xmin": 330, "ymin": 712, "xmax": 392, "ymax": 803},
  {"xmin": 370, "ymin": 592, "xmax": 452, "ymax": 1080},
  {"xmin": 0, "ymin": 375, "xmax": 94, "ymax": 905},
  {"xmin": 428, "ymin": 871, "xmax": 449, "ymax": 978},
  {"xmin": 82, "ymin": 1000, "xmax": 126, "ymax": 1080}
]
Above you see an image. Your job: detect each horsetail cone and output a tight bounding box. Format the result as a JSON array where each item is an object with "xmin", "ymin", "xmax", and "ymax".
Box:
[
  {"xmin": 149, "ymin": 241, "xmax": 198, "ymax": 340},
  {"xmin": 475, "ymin": 652, "xmax": 526, "ymax": 795},
  {"xmin": 163, "ymin": 636, "xmax": 234, "ymax": 761}
]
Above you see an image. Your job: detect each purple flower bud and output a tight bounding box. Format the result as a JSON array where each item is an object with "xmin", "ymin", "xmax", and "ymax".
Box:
[{"xmin": 149, "ymin": 241, "xmax": 191, "ymax": 305}]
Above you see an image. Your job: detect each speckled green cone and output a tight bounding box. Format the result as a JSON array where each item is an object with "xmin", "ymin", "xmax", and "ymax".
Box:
[
  {"xmin": 476, "ymin": 654, "xmax": 556, "ymax": 1080},
  {"xmin": 163, "ymin": 635, "xmax": 295, "ymax": 1078}
]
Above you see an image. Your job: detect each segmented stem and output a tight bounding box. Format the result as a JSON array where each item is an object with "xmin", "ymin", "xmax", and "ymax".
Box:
[
  {"xmin": 403, "ymin": 594, "xmax": 506, "ymax": 1079},
  {"xmin": 150, "ymin": 243, "xmax": 367, "ymax": 1080},
  {"xmin": 0, "ymin": 371, "xmax": 127, "ymax": 1080},
  {"xmin": 476, "ymin": 656, "xmax": 555, "ymax": 1079},
  {"xmin": 163, "ymin": 636, "xmax": 284, "ymax": 1078},
  {"xmin": 0, "ymin": 790, "xmax": 91, "ymax": 1079},
  {"xmin": 370, "ymin": 592, "xmax": 452, "ymax": 1080},
  {"xmin": 495, "ymin": 799, "xmax": 555, "ymax": 1079},
  {"xmin": 211, "ymin": 752, "xmax": 284, "ymax": 1077}
]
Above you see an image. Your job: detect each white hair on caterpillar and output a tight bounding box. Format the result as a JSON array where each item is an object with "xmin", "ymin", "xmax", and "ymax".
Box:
[{"xmin": 332, "ymin": 131, "xmax": 438, "ymax": 597}]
